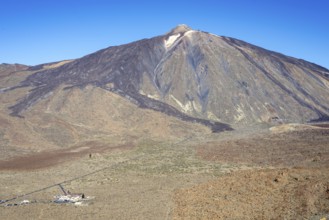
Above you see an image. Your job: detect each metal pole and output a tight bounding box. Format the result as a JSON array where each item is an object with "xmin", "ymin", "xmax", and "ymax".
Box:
[{"xmin": 58, "ymin": 184, "xmax": 67, "ymax": 195}]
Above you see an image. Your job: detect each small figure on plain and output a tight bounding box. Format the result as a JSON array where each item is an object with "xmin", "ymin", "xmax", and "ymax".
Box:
[{"xmin": 89, "ymin": 153, "xmax": 92, "ymax": 159}]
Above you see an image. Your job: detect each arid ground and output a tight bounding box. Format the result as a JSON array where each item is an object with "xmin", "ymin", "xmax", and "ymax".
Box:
[{"xmin": 1, "ymin": 123, "xmax": 329, "ymax": 219}]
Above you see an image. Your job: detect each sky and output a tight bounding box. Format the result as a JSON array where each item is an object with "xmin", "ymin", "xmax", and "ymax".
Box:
[{"xmin": 1, "ymin": 0, "xmax": 329, "ymax": 69}]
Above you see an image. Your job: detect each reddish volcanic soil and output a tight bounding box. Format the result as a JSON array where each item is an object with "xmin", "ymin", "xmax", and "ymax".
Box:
[{"xmin": 0, "ymin": 142, "xmax": 134, "ymax": 170}]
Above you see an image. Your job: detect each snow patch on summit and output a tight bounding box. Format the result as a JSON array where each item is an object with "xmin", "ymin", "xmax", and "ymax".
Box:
[
  {"xmin": 165, "ymin": 34, "xmax": 180, "ymax": 48},
  {"xmin": 183, "ymin": 30, "xmax": 197, "ymax": 39}
]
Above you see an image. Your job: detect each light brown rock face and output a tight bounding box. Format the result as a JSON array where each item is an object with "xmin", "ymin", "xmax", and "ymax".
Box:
[{"xmin": 0, "ymin": 61, "xmax": 210, "ymax": 159}]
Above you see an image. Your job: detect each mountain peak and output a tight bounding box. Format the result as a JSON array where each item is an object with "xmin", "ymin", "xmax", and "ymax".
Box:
[
  {"xmin": 168, "ymin": 24, "xmax": 192, "ymax": 35},
  {"xmin": 4, "ymin": 25, "xmax": 329, "ymax": 131}
]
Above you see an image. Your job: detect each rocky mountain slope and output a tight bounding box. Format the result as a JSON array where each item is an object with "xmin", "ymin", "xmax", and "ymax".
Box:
[
  {"xmin": 1, "ymin": 25, "xmax": 329, "ymax": 156},
  {"xmin": 5, "ymin": 25, "xmax": 329, "ymax": 125}
]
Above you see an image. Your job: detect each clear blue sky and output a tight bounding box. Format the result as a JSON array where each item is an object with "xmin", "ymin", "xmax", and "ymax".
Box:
[{"xmin": 1, "ymin": 0, "xmax": 328, "ymax": 69}]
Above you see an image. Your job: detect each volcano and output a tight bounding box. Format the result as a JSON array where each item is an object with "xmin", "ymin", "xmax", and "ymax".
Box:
[{"xmin": 0, "ymin": 25, "xmax": 328, "ymax": 156}]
